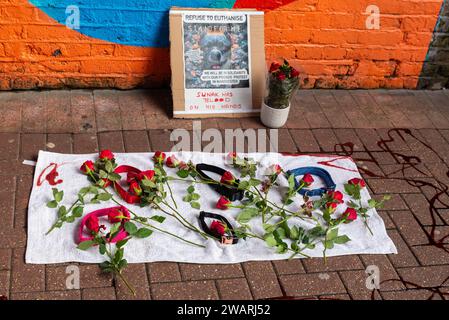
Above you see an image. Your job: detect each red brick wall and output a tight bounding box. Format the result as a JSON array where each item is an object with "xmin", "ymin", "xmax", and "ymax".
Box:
[{"xmin": 0, "ymin": 0, "xmax": 444, "ymax": 89}]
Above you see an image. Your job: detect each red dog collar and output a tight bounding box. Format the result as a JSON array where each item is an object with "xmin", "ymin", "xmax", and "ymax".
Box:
[{"xmin": 113, "ymin": 165, "xmax": 142, "ymax": 204}]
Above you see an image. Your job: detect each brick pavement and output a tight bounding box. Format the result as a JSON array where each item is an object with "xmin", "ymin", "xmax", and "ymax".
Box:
[{"xmin": 0, "ymin": 89, "xmax": 448, "ymax": 300}]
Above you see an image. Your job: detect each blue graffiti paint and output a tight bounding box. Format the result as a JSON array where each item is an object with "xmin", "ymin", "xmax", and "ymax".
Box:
[{"xmin": 29, "ymin": 0, "xmax": 237, "ymax": 47}]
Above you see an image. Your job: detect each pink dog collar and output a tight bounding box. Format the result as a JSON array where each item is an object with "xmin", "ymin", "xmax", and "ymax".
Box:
[{"xmin": 78, "ymin": 206, "xmax": 130, "ymax": 244}]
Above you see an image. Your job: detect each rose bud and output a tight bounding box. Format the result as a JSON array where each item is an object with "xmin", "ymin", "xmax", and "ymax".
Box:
[
  {"xmin": 153, "ymin": 151, "xmax": 166, "ymax": 164},
  {"xmin": 108, "ymin": 207, "xmax": 130, "ymax": 223},
  {"xmin": 80, "ymin": 160, "xmax": 95, "ymax": 174},
  {"xmin": 129, "ymin": 180, "xmax": 142, "ymax": 196},
  {"xmin": 216, "ymin": 196, "xmax": 231, "ymax": 210},
  {"xmin": 178, "ymin": 161, "xmax": 189, "ymax": 171},
  {"xmin": 348, "ymin": 178, "xmax": 366, "ymax": 188},
  {"xmin": 228, "ymin": 152, "xmax": 237, "ymax": 161},
  {"xmin": 291, "ymin": 68, "xmax": 300, "ymax": 78},
  {"xmin": 99, "ymin": 149, "xmax": 114, "ymax": 160},
  {"xmin": 138, "ymin": 170, "xmax": 155, "ymax": 181},
  {"xmin": 269, "ymin": 62, "xmax": 281, "ymax": 73},
  {"xmin": 342, "ymin": 207, "xmax": 358, "ymax": 222},
  {"xmin": 328, "ymin": 190, "xmax": 344, "ymax": 204},
  {"xmin": 266, "ymin": 164, "xmax": 282, "ymax": 176},
  {"xmin": 166, "ymin": 155, "xmax": 180, "ymax": 168},
  {"xmin": 220, "ymin": 171, "xmax": 236, "ymax": 185},
  {"xmin": 210, "ymin": 220, "xmax": 226, "ymax": 236},
  {"xmin": 326, "ymin": 202, "xmax": 338, "ymax": 213},
  {"xmin": 277, "ymin": 72, "xmax": 286, "ymax": 81},
  {"xmin": 85, "ymin": 215, "xmax": 100, "ymax": 233},
  {"xmin": 301, "ymin": 173, "xmax": 314, "ymax": 186}
]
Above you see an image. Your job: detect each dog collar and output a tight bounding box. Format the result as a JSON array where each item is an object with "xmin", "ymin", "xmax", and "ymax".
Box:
[
  {"xmin": 196, "ymin": 163, "xmax": 244, "ymax": 201},
  {"xmin": 78, "ymin": 206, "xmax": 129, "ymax": 244},
  {"xmin": 286, "ymin": 166, "xmax": 336, "ymax": 197},
  {"xmin": 113, "ymin": 165, "xmax": 142, "ymax": 204},
  {"xmin": 199, "ymin": 211, "xmax": 238, "ymax": 245}
]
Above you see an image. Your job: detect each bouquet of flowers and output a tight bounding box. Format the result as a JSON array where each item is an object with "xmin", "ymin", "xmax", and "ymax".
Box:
[{"xmin": 265, "ymin": 59, "xmax": 300, "ymax": 109}]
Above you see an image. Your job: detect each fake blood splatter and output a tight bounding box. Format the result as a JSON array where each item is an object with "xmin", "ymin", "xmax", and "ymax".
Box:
[{"xmin": 37, "ymin": 163, "xmax": 63, "ymax": 186}]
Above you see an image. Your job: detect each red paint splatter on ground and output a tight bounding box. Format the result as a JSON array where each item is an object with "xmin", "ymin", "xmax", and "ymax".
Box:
[{"xmin": 37, "ymin": 163, "xmax": 63, "ymax": 186}]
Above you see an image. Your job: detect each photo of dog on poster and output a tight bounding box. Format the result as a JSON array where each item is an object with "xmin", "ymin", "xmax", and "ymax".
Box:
[{"xmin": 183, "ymin": 17, "xmax": 250, "ymax": 89}]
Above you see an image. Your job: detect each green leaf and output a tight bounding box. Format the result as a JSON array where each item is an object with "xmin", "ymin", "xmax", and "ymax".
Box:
[
  {"xmin": 150, "ymin": 215, "xmax": 165, "ymax": 223},
  {"xmin": 190, "ymin": 193, "xmax": 200, "ymax": 200},
  {"xmin": 249, "ymin": 178, "xmax": 261, "ymax": 186},
  {"xmin": 109, "ymin": 222, "xmax": 121, "ymax": 237},
  {"xmin": 264, "ymin": 234, "xmax": 277, "ymax": 247},
  {"xmin": 134, "ymin": 228, "xmax": 153, "ymax": 238},
  {"xmin": 105, "ymin": 161, "xmax": 113, "ymax": 173},
  {"xmin": 290, "ymin": 226, "xmax": 300, "ymax": 240},
  {"xmin": 327, "ymin": 228, "xmax": 339, "ymax": 241},
  {"xmin": 288, "ymin": 174, "xmax": 295, "ymax": 191},
  {"xmin": 274, "ymin": 228, "xmax": 286, "ymax": 240},
  {"xmin": 187, "ymin": 185, "xmax": 195, "ymax": 194},
  {"xmin": 291, "ymin": 241, "xmax": 299, "ymax": 252},
  {"xmin": 334, "ymin": 235, "xmax": 351, "ymax": 244},
  {"xmin": 54, "ymin": 190, "xmax": 64, "ymax": 203},
  {"xmin": 263, "ymin": 223, "xmax": 275, "ymax": 233},
  {"xmin": 190, "ymin": 201, "xmax": 201, "ymax": 209},
  {"xmin": 65, "ymin": 216, "xmax": 75, "ymax": 223},
  {"xmin": 238, "ymin": 181, "xmax": 249, "ymax": 190},
  {"xmin": 324, "ymin": 240, "xmax": 334, "ymax": 250},
  {"xmin": 77, "ymin": 240, "xmax": 95, "ymax": 251},
  {"xmin": 368, "ymin": 199, "xmax": 377, "ymax": 208},
  {"xmin": 97, "ymin": 193, "xmax": 112, "ymax": 201},
  {"xmin": 114, "ymin": 248, "xmax": 124, "ymax": 262},
  {"xmin": 99, "ymin": 170, "xmax": 108, "ymax": 179},
  {"xmin": 72, "ymin": 206, "xmax": 83, "ymax": 217},
  {"xmin": 107, "ymin": 172, "xmax": 121, "ymax": 182},
  {"xmin": 79, "ymin": 187, "xmax": 90, "ymax": 195},
  {"xmin": 236, "ymin": 207, "xmax": 259, "ymax": 223},
  {"xmin": 99, "ymin": 243, "xmax": 106, "ymax": 255},
  {"xmin": 89, "ymin": 186, "xmax": 99, "ymax": 194},
  {"xmin": 276, "ymin": 243, "xmax": 288, "ymax": 254},
  {"xmin": 58, "ymin": 206, "xmax": 67, "ymax": 218},
  {"xmin": 118, "ymin": 259, "xmax": 128, "ymax": 270},
  {"xmin": 182, "ymin": 195, "xmax": 192, "ymax": 202},
  {"xmin": 116, "ymin": 239, "xmax": 128, "ymax": 249},
  {"xmin": 177, "ymin": 170, "xmax": 189, "ymax": 178},
  {"xmin": 124, "ymin": 221, "xmax": 138, "ymax": 235},
  {"xmin": 47, "ymin": 200, "xmax": 58, "ymax": 208}
]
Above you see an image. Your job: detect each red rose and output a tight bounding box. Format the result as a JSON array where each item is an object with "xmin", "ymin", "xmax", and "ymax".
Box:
[
  {"xmin": 228, "ymin": 152, "xmax": 237, "ymax": 160},
  {"xmin": 85, "ymin": 215, "xmax": 100, "ymax": 233},
  {"xmin": 301, "ymin": 173, "xmax": 314, "ymax": 186},
  {"xmin": 138, "ymin": 170, "xmax": 155, "ymax": 181},
  {"xmin": 99, "ymin": 149, "xmax": 114, "ymax": 160},
  {"xmin": 291, "ymin": 68, "xmax": 300, "ymax": 78},
  {"xmin": 80, "ymin": 160, "xmax": 95, "ymax": 174},
  {"xmin": 328, "ymin": 190, "xmax": 344, "ymax": 204},
  {"xmin": 348, "ymin": 178, "xmax": 366, "ymax": 188},
  {"xmin": 178, "ymin": 161, "xmax": 189, "ymax": 171},
  {"xmin": 277, "ymin": 72, "xmax": 286, "ymax": 81},
  {"xmin": 216, "ymin": 196, "xmax": 231, "ymax": 210},
  {"xmin": 342, "ymin": 208, "xmax": 357, "ymax": 222},
  {"xmin": 153, "ymin": 151, "xmax": 166, "ymax": 163},
  {"xmin": 267, "ymin": 164, "xmax": 282, "ymax": 176},
  {"xmin": 129, "ymin": 180, "xmax": 142, "ymax": 196},
  {"xmin": 269, "ymin": 62, "xmax": 281, "ymax": 73},
  {"xmin": 108, "ymin": 208, "xmax": 130, "ymax": 223},
  {"xmin": 210, "ymin": 220, "xmax": 226, "ymax": 236},
  {"xmin": 220, "ymin": 171, "xmax": 236, "ymax": 185},
  {"xmin": 326, "ymin": 202, "xmax": 338, "ymax": 213},
  {"xmin": 166, "ymin": 155, "xmax": 180, "ymax": 168}
]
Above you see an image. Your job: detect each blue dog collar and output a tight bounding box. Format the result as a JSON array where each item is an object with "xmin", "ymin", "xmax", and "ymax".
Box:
[{"xmin": 286, "ymin": 167, "xmax": 336, "ymax": 197}]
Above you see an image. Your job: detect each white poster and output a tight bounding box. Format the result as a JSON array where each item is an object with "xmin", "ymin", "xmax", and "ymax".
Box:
[{"xmin": 181, "ymin": 11, "xmax": 253, "ymax": 114}]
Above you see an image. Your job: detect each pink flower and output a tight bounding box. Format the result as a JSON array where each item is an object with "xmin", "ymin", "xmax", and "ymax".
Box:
[
  {"xmin": 210, "ymin": 220, "xmax": 226, "ymax": 236},
  {"xmin": 328, "ymin": 190, "xmax": 344, "ymax": 204},
  {"xmin": 108, "ymin": 208, "xmax": 130, "ymax": 223},
  {"xmin": 301, "ymin": 173, "xmax": 314, "ymax": 186},
  {"xmin": 216, "ymin": 196, "xmax": 231, "ymax": 210},
  {"xmin": 220, "ymin": 171, "xmax": 236, "ymax": 185},
  {"xmin": 267, "ymin": 164, "xmax": 282, "ymax": 176},
  {"xmin": 85, "ymin": 215, "xmax": 100, "ymax": 233},
  {"xmin": 348, "ymin": 178, "xmax": 366, "ymax": 188},
  {"xmin": 228, "ymin": 152, "xmax": 237, "ymax": 161},
  {"xmin": 342, "ymin": 208, "xmax": 358, "ymax": 222},
  {"xmin": 153, "ymin": 151, "xmax": 166, "ymax": 163},
  {"xmin": 166, "ymin": 155, "xmax": 180, "ymax": 168},
  {"xmin": 99, "ymin": 150, "xmax": 114, "ymax": 160},
  {"xmin": 80, "ymin": 160, "xmax": 95, "ymax": 174},
  {"xmin": 178, "ymin": 161, "xmax": 189, "ymax": 171}
]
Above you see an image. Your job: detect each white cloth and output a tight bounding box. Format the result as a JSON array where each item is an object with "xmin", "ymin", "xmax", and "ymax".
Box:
[{"xmin": 26, "ymin": 151, "xmax": 397, "ymax": 264}]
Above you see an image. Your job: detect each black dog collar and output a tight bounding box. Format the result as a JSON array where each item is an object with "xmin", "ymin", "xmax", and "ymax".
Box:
[
  {"xmin": 196, "ymin": 163, "xmax": 244, "ymax": 201},
  {"xmin": 286, "ymin": 166, "xmax": 336, "ymax": 197},
  {"xmin": 199, "ymin": 211, "xmax": 239, "ymax": 245}
]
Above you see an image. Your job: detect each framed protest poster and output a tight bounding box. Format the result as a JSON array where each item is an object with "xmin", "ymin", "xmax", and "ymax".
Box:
[{"xmin": 169, "ymin": 8, "xmax": 265, "ymax": 118}]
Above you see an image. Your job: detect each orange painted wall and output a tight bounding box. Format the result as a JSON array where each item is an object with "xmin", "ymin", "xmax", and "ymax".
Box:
[{"xmin": 0, "ymin": 0, "xmax": 444, "ymax": 89}]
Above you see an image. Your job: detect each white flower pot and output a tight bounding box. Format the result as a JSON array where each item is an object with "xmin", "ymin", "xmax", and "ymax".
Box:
[{"xmin": 260, "ymin": 101, "xmax": 291, "ymax": 128}]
